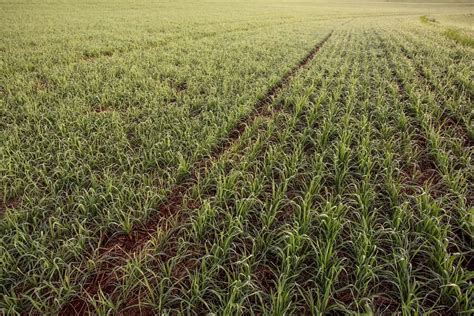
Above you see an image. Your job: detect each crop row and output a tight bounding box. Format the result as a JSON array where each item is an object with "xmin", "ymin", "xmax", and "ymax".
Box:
[
  {"xmin": 0, "ymin": 14, "xmax": 341, "ymax": 315},
  {"xmin": 60, "ymin": 23, "xmax": 472, "ymax": 314},
  {"xmin": 1, "ymin": 10, "xmax": 472, "ymax": 315}
]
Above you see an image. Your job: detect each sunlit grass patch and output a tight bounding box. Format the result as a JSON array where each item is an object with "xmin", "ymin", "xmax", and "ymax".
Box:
[
  {"xmin": 420, "ymin": 15, "xmax": 437, "ymax": 24},
  {"xmin": 444, "ymin": 27, "xmax": 474, "ymax": 48}
]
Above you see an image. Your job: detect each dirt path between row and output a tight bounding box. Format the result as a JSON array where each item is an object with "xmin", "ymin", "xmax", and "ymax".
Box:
[{"xmin": 60, "ymin": 30, "xmax": 335, "ymax": 315}]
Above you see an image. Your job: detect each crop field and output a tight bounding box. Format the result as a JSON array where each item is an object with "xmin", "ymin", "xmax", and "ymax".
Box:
[{"xmin": 1, "ymin": 0, "xmax": 473, "ymax": 315}]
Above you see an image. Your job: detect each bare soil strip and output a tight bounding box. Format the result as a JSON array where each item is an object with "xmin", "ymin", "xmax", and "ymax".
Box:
[{"xmin": 60, "ymin": 31, "xmax": 334, "ymax": 315}]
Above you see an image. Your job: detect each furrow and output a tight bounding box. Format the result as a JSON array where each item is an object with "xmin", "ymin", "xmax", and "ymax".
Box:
[{"xmin": 59, "ymin": 30, "xmax": 334, "ymax": 315}]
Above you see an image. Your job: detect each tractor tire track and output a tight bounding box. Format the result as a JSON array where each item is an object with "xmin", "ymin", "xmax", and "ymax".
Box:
[
  {"xmin": 60, "ymin": 31, "xmax": 334, "ymax": 315},
  {"xmin": 133, "ymin": 30, "xmax": 354, "ymax": 315}
]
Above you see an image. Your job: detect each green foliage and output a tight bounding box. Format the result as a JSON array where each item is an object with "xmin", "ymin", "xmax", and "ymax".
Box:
[
  {"xmin": 444, "ymin": 28, "xmax": 474, "ymax": 48},
  {"xmin": 1, "ymin": 1, "xmax": 473, "ymax": 315},
  {"xmin": 420, "ymin": 15, "xmax": 437, "ymax": 24}
]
